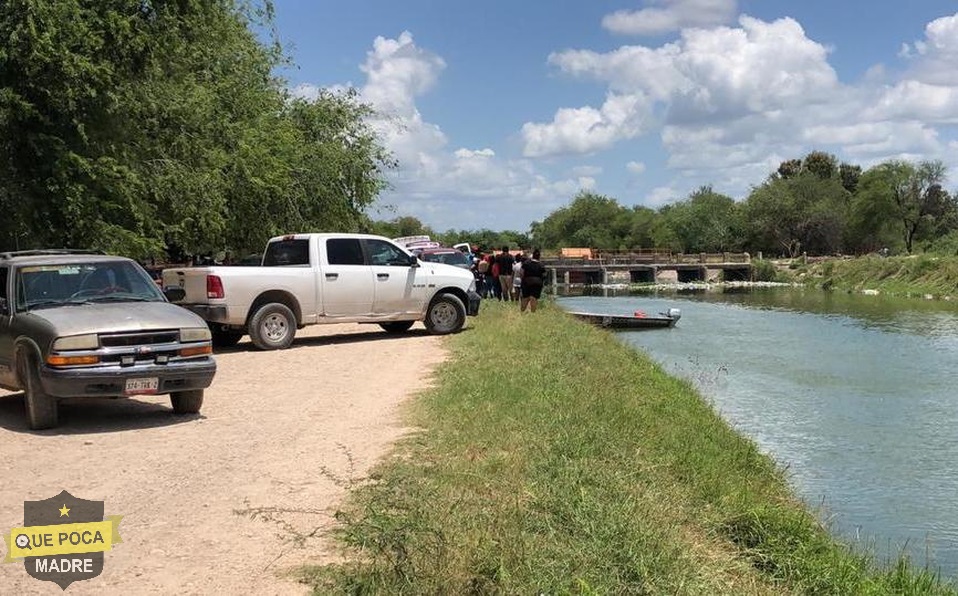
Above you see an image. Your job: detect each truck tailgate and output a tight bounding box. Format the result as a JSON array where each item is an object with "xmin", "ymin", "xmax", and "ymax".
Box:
[{"xmin": 161, "ymin": 268, "xmax": 213, "ymax": 303}]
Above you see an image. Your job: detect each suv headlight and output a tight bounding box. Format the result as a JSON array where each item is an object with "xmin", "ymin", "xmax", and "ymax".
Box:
[
  {"xmin": 180, "ymin": 327, "xmax": 212, "ymax": 342},
  {"xmin": 468, "ymin": 279, "xmax": 477, "ymax": 293},
  {"xmin": 52, "ymin": 334, "xmax": 99, "ymax": 351}
]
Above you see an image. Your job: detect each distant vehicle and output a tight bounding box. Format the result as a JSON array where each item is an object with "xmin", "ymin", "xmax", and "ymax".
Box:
[
  {"xmin": 0, "ymin": 250, "xmax": 216, "ymax": 429},
  {"xmin": 392, "ymin": 235, "xmax": 441, "ymax": 254},
  {"xmin": 419, "ymin": 248, "xmax": 473, "ymax": 270},
  {"xmin": 162, "ymin": 233, "xmax": 482, "ymax": 350}
]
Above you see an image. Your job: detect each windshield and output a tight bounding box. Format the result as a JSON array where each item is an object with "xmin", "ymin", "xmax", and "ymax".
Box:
[
  {"xmin": 421, "ymin": 251, "xmax": 472, "ymax": 268},
  {"xmin": 16, "ymin": 260, "xmax": 165, "ymax": 311}
]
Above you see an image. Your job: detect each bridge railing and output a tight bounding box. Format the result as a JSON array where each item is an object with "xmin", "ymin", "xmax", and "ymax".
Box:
[{"xmin": 542, "ymin": 250, "xmax": 751, "ymax": 266}]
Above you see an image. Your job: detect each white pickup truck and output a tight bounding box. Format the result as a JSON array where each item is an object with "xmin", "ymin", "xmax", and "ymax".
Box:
[{"xmin": 161, "ymin": 233, "xmax": 482, "ymax": 350}]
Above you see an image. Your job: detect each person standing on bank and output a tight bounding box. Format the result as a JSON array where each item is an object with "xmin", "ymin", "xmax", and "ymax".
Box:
[
  {"xmin": 495, "ymin": 246, "xmax": 515, "ymax": 302},
  {"xmin": 512, "ymin": 253, "xmax": 524, "ymax": 302},
  {"xmin": 520, "ymin": 249, "xmax": 546, "ymax": 312}
]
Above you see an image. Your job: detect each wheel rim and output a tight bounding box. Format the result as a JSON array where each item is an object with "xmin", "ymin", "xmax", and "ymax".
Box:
[
  {"xmin": 262, "ymin": 313, "xmax": 289, "ymax": 342},
  {"xmin": 431, "ymin": 302, "xmax": 458, "ymax": 332}
]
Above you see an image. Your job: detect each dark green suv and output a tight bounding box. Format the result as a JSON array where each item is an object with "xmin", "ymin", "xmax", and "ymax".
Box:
[{"xmin": 0, "ymin": 250, "xmax": 217, "ymax": 429}]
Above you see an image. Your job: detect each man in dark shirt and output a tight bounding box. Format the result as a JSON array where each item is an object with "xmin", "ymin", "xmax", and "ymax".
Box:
[{"xmin": 495, "ymin": 246, "xmax": 515, "ymax": 301}]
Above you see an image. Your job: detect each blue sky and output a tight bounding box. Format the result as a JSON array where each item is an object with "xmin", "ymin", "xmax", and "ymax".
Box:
[{"xmin": 271, "ymin": 1, "xmax": 958, "ymax": 232}]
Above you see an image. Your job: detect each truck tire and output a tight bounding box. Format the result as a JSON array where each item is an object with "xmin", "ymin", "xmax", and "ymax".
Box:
[
  {"xmin": 425, "ymin": 293, "xmax": 466, "ymax": 335},
  {"xmin": 380, "ymin": 321, "xmax": 415, "ymax": 334},
  {"xmin": 170, "ymin": 389, "xmax": 204, "ymax": 414},
  {"xmin": 210, "ymin": 325, "xmax": 244, "ymax": 348},
  {"xmin": 249, "ymin": 302, "xmax": 296, "ymax": 350},
  {"xmin": 19, "ymin": 353, "xmax": 58, "ymax": 430}
]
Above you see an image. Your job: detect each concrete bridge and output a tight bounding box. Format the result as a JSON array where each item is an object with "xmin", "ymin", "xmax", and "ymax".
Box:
[{"xmin": 539, "ymin": 249, "xmax": 752, "ymax": 286}]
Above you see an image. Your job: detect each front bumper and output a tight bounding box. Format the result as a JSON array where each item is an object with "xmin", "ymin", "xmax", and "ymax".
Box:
[
  {"xmin": 466, "ymin": 291, "xmax": 481, "ymax": 316},
  {"xmin": 40, "ymin": 359, "xmax": 217, "ymax": 398}
]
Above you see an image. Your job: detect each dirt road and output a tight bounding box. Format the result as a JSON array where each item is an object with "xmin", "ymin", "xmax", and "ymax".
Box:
[{"xmin": 0, "ymin": 323, "xmax": 447, "ymax": 594}]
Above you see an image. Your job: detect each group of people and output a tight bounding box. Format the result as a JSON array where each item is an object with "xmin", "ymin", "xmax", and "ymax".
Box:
[{"xmin": 472, "ymin": 246, "xmax": 546, "ymax": 312}]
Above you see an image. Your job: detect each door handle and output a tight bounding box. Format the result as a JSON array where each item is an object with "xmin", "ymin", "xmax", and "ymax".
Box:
[
  {"xmin": 377, "ymin": 273, "xmax": 389, "ymax": 280},
  {"xmin": 325, "ymin": 273, "xmax": 338, "ymax": 280}
]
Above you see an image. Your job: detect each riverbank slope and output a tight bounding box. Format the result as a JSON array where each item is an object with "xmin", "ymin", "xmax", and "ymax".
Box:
[
  {"xmin": 791, "ymin": 254, "xmax": 958, "ymax": 299},
  {"xmin": 303, "ymin": 301, "xmax": 953, "ymax": 594}
]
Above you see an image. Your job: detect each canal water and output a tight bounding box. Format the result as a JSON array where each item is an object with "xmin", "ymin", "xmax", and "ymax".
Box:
[{"xmin": 557, "ymin": 287, "xmax": 958, "ymax": 577}]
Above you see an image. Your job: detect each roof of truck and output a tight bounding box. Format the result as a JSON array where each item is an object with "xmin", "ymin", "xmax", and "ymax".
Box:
[
  {"xmin": 267, "ymin": 233, "xmax": 394, "ymax": 242},
  {"xmin": 0, "ymin": 250, "xmax": 130, "ymax": 266}
]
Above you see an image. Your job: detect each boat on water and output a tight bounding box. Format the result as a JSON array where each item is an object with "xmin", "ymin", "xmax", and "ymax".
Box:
[{"xmin": 568, "ymin": 307, "xmax": 681, "ymax": 330}]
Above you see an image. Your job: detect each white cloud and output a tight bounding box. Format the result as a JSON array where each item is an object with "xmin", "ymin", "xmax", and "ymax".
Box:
[
  {"xmin": 524, "ymin": 17, "xmax": 838, "ymax": 160},
  {"xmin": 646, "ymin": 186, "xmax": 679, "ymax": 207},
  {"xmin": 893, "ymin": 12, "xmax": 958, "ymax": 92},
  {"xmin": 454, "ymin": 148, "xmax": 495, "ymax": 159},
  {"xmin": 312, "ymin": 32, "xmax": 587, "ymax": 229},
  {"xmin": 521, "ymin": 13, "xmax": 958, "ymax": 204},
  {"xmin": 295, "ymin": 12, "xmax": 958, "ymax": 229},
  {"xmin": 521, "ymin": 93, "xmax": 653, "ymax": 157},
  {"xmin": 360, "ymin": 31, "xmax": 445, "ymax": 117},
  {"xmin": 602, "ymin": 0, "xmax": 737, "ymax": 36}
]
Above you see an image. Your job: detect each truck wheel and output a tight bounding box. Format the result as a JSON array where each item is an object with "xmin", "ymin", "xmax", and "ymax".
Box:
[
  {"xmin": 425, "ymin": 293, "xmax": 466, "ymax": 335},
  {"xmin": 171, "ymin": 389, "xmax": 204, "ymax": 414},
  {"xmin": 249, "ymin": 303, "xmax": 296, "ymax": 350},
  {"xmin": 210, "ymin": 325, "xmax": 244, "ymax": 348},
  {"xmin": 380, "ymin": 321, "xmax": 415, "ymax": 334},
  {"xmin": 19, "ymin": 354, "xmax": 58, "ymax": 430}
]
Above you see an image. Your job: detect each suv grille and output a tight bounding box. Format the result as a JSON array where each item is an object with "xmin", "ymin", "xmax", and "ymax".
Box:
[{"xmin": 100, "ymin": 331, "xmax": 178, "ymax": 348}]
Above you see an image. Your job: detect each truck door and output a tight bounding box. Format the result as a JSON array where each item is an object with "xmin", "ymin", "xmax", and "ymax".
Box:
[
  {"xmin": 363, "ymin": 238, "xmax": 426, "ymax": 315},
  {"xmin": 0, "ymin": 266, "xmax": 14, "ymax": 387},
  {"xmin": 321, "ymin": 238, "xmax": 374, "ymax": 317}
]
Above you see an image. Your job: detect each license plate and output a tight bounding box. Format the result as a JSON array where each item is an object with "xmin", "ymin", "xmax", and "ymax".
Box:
[{"xmin": 125, "ymin": 377, "xmax": 159, "ymax": 395}]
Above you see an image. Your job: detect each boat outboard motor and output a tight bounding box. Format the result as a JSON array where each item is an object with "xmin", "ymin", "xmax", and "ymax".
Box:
[{"xmin": 667, "ymin": 307, "xmax": 681, "ymax": 322}]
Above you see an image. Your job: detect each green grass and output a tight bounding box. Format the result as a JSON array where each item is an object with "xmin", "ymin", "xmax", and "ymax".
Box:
[
  {"xmin": 301, "ymin": 300, "xmax": 954, "ymax": 595},
  {"xmin": 802, "ymin": 255, "xmax": 958, "ymax": 298}
]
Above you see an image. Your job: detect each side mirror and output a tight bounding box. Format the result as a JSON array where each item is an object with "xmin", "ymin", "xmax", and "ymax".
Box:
[
  {"xmin": 408, "ymin": 254, "xmax": 420, "ymax": 267},
  {"xmin": 163, "ymin": 287, "xmax": 186, "ymax": 302},
  {"xmin": 0, "ymin": 297, "xmax": 7, "ymax": 314}
]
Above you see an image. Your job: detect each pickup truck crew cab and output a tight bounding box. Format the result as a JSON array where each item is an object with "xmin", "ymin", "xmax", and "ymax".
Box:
[
  {"xmin": 0, "ymin": 250, "xmax": 217, "ymax": 429},
  {"xmin": 162, "ymin": 233, "xmax": 482, "ymax": 350}
]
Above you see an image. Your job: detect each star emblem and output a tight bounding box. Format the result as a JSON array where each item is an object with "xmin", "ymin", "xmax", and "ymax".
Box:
[{"xmin": 59, "ymin": 504, "xmax": 70, "ymax": 517}]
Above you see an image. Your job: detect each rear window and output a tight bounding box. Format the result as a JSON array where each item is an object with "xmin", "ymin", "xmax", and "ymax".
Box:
[{"xmin": 263, "ymin": 239, "xmax": 310, "ymax": 267}]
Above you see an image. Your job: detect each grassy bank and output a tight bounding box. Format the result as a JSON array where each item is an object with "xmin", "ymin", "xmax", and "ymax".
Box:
[
  {"xmin": 302, "ymin": 301, "xmax": 953, "ymax": 594},
  {"xmin": 792, "ymin": 254, "xmax": 958, "ymax": 298}
]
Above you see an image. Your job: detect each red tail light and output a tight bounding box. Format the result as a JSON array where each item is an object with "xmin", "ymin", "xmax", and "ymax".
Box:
[{"xmin": 207, "ymin": 275, "xmax": 225, "ymax": 299}]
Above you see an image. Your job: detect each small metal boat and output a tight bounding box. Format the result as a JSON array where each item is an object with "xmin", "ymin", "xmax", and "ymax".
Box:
[{"xmin": 568, "ymin": 308, "xmax": 681, "ymax": 330}]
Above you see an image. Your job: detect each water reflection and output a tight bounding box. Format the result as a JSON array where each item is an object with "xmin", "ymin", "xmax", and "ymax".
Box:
[
  {"xmin": 558, "ymin": 285, "xmax": 958, "ymax": 337},
  {"xmin": 557, "ymin": 288, "xmax": 958, "ymax": 577}
]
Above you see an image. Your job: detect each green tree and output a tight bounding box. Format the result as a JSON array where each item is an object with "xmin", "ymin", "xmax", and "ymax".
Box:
[
  {"xmin": 533, "ymin": 191, "xmax": 632, "ymax": 249},
  {"xmin": 801, "ymin": 150, "xmax": 839, "ymax": 180},
  {"xmin": 852, "ymin": 160, "xmax": 951, "ymax": 254},
  {"xmin": 657, "ymin": 186, "xmax": 737, "ymax": 253},
  {"xmin": 839, "ymin": 162, "xmax": 862, "ymax": 193},
  {"xmin": 777, "ymin": 159, "xmax": 802, "ymax": 180},
  {"xmin": 742, "ymin": 173, "xmax": 850, "ymax": 257},
  {"xmin": 367, "ymin": 216, "xmax": 434, "ymax": 239},
  {"xmin": 626, "ymin": 206, "xmax": 659, "ymax": 249},
  {"xmin": 0, "ymin": 1, "xmax": 392, "ymax": 257}
]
